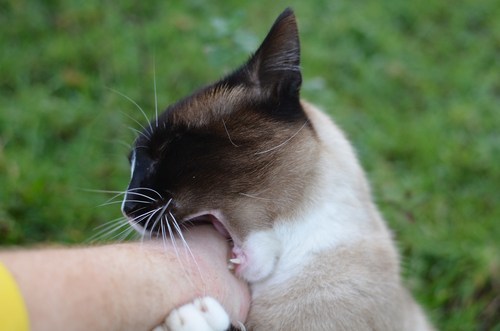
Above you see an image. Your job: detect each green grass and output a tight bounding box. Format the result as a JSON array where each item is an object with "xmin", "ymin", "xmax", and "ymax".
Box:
[{"xmin": 1, "ymin": 1, "xmax": 499, "ymax": 330}]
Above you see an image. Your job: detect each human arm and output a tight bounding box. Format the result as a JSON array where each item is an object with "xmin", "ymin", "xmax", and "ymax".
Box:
[{"xmin": 0, "ymin": 225, "xmax": 250, "ymax": 331}]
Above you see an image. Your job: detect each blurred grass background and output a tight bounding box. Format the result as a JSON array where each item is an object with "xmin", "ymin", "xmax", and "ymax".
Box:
[{"xmin": 0, "ymin": 0, "xmax": 499, "ymax": 330}]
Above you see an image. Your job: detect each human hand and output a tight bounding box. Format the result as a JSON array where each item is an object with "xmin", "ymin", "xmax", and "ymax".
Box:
[{"xmin": 168, "ymin": 225, "xmax": 251, "ymax": 324}]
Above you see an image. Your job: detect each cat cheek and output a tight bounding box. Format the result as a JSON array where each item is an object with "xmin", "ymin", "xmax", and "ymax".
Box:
[{"xmin": 236, "ymin": 230, "xmax": 281, "ymax": 283}]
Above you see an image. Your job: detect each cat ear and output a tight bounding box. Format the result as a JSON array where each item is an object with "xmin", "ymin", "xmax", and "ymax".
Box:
[{"xmin": 246, "ymin": 8, "xmax": 301, "ymax": 100}]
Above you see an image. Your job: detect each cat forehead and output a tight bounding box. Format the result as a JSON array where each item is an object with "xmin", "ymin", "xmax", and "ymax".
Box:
[
  {"xmin": 166, "ymin": 83, "xmax": 262, "ymax": 129},
  {"xmin": 134, "ymin": 83, "xmax": 265, "ymax": 149}
]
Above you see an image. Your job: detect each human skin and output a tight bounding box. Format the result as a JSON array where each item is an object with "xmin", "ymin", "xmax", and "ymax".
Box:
[{"xmin": 0, "ymin": 225, "xmax": 250, "ymax": 331}]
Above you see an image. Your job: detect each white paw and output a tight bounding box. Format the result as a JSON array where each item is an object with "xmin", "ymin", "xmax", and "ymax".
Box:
[{"xmin": 158, "ymin": 296, "xmax": 230, "ymax": 331}]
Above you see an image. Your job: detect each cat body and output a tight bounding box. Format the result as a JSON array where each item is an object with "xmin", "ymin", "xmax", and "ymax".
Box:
[
  {"xmin": 122, "ymin": 8, "xmax": 433, "ymax": 331},
  {"xmin": 242, "ymin": 101, "xmax": 432, "ymax": 330}
]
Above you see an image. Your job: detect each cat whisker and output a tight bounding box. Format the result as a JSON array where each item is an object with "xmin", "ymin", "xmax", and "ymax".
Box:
[
  {"xmin": 117, "ymin": 226, "xmax": 138, "ymax": 241},
  {"xmin": 128, "ymin": 208, "xmax": 162, "ymax": 242},
  {"xmin": 165, "ymin": 215, "xmax": 183, "ymax": 269},
  {"xmin": 82, "ymin": 188, "xmax": 128, "ymax": 195},
  {"xmin": 170, "ymin": 212, "xmax": 207, "ymax": 289},
  {"xmin": 254, "ymin": 120, "xmax": 308, "ymax": 155},
  {"xmin": 87, "ymin": 217, "xmax": 126, "ymax": 243},
  {"xmin": 127, "ymin": 212, "xmax": 156, "ymax": 240},
  {"xmin": 163, "ymin": 198, "xmax": 173, "ymax": 209},
  {"xmin": 160, "ymin": 217, "xmax": 170, "ymax": 254},
  {"xmin": 88, "ymin": 217, "xmax": 137, "ymax": 243},
  {"xmin": 120, "ymin": 204, "xmax": 151, "ymax": 217},
  {"xmin": 141, "ymin": 212, "xmax": 157, "ymax": 243},
  {"xmin": 84, "ymin": 187, "xmax": 158, "ymax": 206},
  {"xmin": 107, "ymin": 87, "xmax": 154, "ymax": 138},
  {"xmin": 112, "ymin": 139, "xmax": 133, "ymax": 150},
  {"xmin": 105, "ymin": 221, "xmax": 138, "ymax": 242},
  {"xmin": 149, "ymin": 203, "xmax": 170, "ymax": 240},
  {"xmin": 100, "ymin": 199, "xmax": 143, "ymax": 207},
  {"xmin": 239, "ymin": 192, "xmax": 273, "ymax": 201},
  {"xmin": 222, "ymin": 118, "xmax": 239, "ymax": 147},
  {"xmin": 81, "ymin": 188, "xmax": 127, "ymax": 206},
  {"xmin": 123, "ymin": 190, "xmax": 158, "ymax": 202},
  {"xmin": 153, "ymin": 57, "xmax": 159, "ymax": 129},
  {"xmin": 123, "ymin": 112, "xmax": 152, "ymax": 140},
  {"xmin": 170, "ymin": 214, "xmax": 192, "ymax": 256},
  {"xmin": 126, "ymin": 187, "xmax": 163, "ymax": 199},
  {"xmin": 120, "ymin": 198, "xmax": 171, "ymax": 237},
  {"xmin": 94, "ymin": 189, "xmax": 158, "ymax": 208},
  {"xmin": 118, "ymin": 188, "xmax": 163, "ymax": 209},
  {"xmin": 83, "ymin": 188, "xmax": 139, "ymax": 204},
  {"xmin": 128, "ymin": 214, "xmax": 149, "ymax": 230},
  {"xmin": 93, "ymin": 216, "xmax": 127, "ymax": 231},
  {"xmin": 128, "ymin": 126, "xmax": 150, "ymax": 141}
]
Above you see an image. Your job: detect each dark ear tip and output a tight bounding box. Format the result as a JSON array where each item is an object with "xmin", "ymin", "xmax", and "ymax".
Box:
[
  {"xmin": 274, "ymin": 7, "xmax": 297, "ymax": 29},
  {"xmin": 279, "ymin": 7, "xmax": 296, "ymax": 19},
  {"xmin": 224, "ymin": 7, "xmax": 301, "ymax": 99}
]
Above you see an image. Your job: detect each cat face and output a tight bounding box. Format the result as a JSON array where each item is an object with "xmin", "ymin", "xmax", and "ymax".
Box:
[{"xmin": 122, "ymin": 9, "xmax": 319, "ymax": 243}]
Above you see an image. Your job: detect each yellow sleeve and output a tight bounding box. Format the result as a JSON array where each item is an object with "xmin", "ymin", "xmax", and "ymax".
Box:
[{"xmin": 0, "ymin": 261, "xmax": 30, "ymax": 331}]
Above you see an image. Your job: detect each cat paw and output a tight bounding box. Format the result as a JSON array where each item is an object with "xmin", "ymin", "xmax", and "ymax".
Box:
[{"xmin": 155, "ymin": 296, "xmax": 231, "ymax": 331}]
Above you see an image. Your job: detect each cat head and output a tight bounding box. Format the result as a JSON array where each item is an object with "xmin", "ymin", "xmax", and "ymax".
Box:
[{"xmin": 122, "ymin": 8, "xmax": 319, "ymax": 243}]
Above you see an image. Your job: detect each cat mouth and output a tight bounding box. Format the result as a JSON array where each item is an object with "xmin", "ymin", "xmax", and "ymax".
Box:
[
  {"xmin": 126, "ymin": 207, "xmax": 243, "ymax": 272},
  {"xmin": 183, "ymin": 210, "xmax": 232, "ymax": 240},
  {"xmin": 124, "ymin": 203, "xmax": 233, "ymax": 241},
  {"xmin": 183, "ymin": 211, "xmax": 244, "ymax": 272}
]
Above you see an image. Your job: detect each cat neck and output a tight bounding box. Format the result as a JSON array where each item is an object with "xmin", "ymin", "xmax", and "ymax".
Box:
[{"xmin": 250, "ymin": 101, "xmax": 391, "ymax": 288}]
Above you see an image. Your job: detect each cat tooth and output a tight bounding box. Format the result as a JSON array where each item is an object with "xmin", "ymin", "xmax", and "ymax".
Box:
[
  {"xmin": 227, "ymin": 263, "xmax": 235, "ymax": 270},
  {"xmin": 229, "ymin": 258, "xmax": 242, "ymax": 265}
]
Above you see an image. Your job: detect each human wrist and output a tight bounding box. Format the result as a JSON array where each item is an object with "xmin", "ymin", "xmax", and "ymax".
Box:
[{"xmin": 135, "ymin": 226, "xmax": 251, "ymax": 324}]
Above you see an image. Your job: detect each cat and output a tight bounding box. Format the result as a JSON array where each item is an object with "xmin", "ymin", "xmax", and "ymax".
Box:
[{"xmin": 121, "ymin": 8, "xmax": 434, "ymax": 331}]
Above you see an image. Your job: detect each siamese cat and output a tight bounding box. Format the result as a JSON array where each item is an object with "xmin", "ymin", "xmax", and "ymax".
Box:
[{"xmin": 121, "ymin": 8, "xmax": 434, "ymax": 331}]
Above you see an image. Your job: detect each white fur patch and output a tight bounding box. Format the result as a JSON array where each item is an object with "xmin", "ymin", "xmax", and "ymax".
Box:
[
  {"xmin": 244, "ymin": 196, "xmax": 367, "ymax": 294},
  {"xmin": 121, "ymin": 149, "xmax": 136, "ymax": 215},
  {"xmin": 121, "ymin": 150, "xmax": 148, "ymax": 234},
  {"xmin": 246, "ymin": 103, "xmax": 388, "ymax": 293},
  {"xmin": 236, "ymin": 231, "xmax": 281, "ymax": 283},
  {"xmin": 129, "ymin": 149, "xmax": 136, "ymax": 179}
]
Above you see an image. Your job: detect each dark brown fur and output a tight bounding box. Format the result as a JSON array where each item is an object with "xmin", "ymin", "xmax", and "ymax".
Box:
[{"xmin": 123, "ymin": 9, "xmax": 318, "ymax": 240}]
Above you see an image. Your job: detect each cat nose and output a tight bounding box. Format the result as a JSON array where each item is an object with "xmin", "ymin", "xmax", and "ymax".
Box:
[
  {"xmin": 121, "ymin": 190, "xmax": 150, "ymax": 218},
  {"xmin": 121, "ymin": 199, "xmax": 139, "ymax": 217}
]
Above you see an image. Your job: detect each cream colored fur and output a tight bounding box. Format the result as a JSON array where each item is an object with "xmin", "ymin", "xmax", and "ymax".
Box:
[
  {"xmin": 238, "ymin": 101, "xmax": 434, "ymax": 330},
  {"xmin": 161, "ymin": 101, "xmax": 434, "ymax": 331}
]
